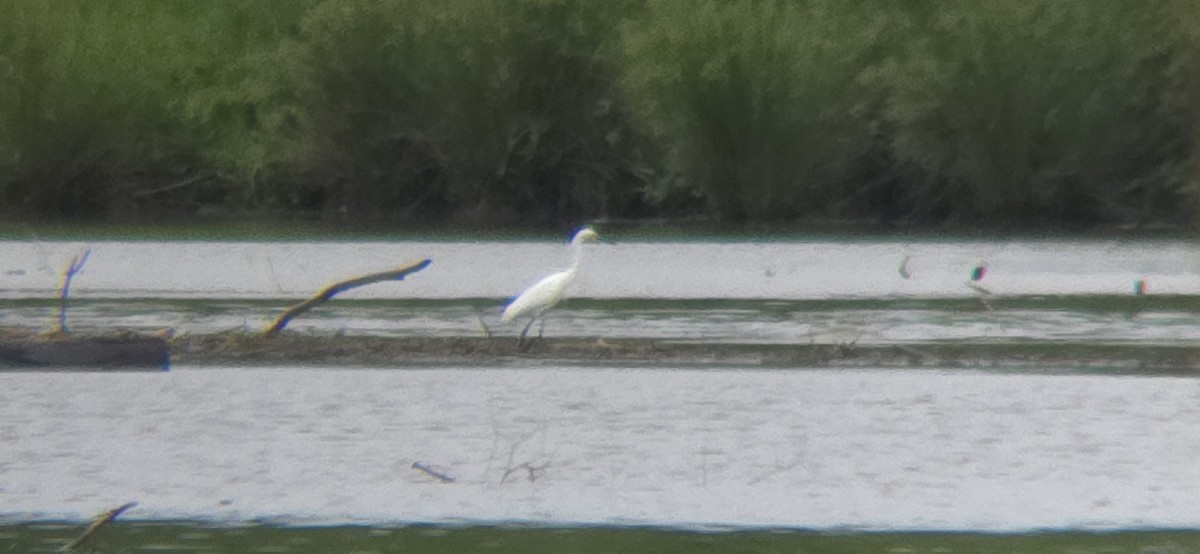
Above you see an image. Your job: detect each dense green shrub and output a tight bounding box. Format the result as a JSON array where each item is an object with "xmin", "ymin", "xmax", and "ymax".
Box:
[
  {"xmin": 620, "ymin": 0, "xmax": 897, "ymax": 221},
  {"xmin": 0, "ymin": 1, "xmax": 1195, "ymax": 228},
  {"xmin": 168, "ymin": 1, "xmax": 314, "ymax": 211},
  {"xmin": 278, "ymin": 0, "xmax": 644, "ymax": 225},
  {"xmin": 0, "ymin": 1, "xmax": 188, "ymax": 218},
  {"xmin": 423, "ymin": 0, "xmax": 646, "ymax": 225},
  {"xmin": 871, "ymin": 0, "xmax": 1194, "ymax": 225}
]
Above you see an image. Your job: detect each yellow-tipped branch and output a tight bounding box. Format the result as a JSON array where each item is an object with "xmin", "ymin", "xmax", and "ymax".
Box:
[
  {"xmin": 61, "ymin": 501, "xmax": 136, "ymax": 552},
  {"xmin": 261, "ymin": 259, "xmax": 432, "ymax": 337},
  {"xmin": 54, "ymin": 248, "xmax": 91, "ymax": 335}
]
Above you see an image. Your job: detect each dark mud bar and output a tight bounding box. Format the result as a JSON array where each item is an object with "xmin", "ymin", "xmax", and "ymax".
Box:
[
  {"xmin": 173, "ymin": 334, "xmax": 1200, "ymax": 374},
  {"xmin": 0, "ymin": 329, "xmax": 171, "ymax": 370},
  {"xmin": 3, "ymin": 329, "xmax": 1199, "ymax": 375}
]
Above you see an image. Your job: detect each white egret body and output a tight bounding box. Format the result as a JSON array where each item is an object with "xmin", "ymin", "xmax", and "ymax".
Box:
[{"xmin": 502, "ymin": 227, "xmax": 600, "ymax": 347}]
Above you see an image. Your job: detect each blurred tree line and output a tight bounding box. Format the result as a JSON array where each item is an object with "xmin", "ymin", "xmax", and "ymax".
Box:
[{"xmin": 0, "ymin": 0, "xmax": 1196, "ymax": 229}]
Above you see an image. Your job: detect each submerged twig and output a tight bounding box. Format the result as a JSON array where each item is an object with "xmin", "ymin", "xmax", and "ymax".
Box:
[
  {"xmin": 261, "ymin": 258, "xmax": 432, "ymax": 337},
  {"xmin": 498, "ymin": 427, "xmax": 551, "ymax": 484},
  {"xmin": 501, "ymin": 462, "xmax": 549, "ymax": 484},
  {"xmin": 54, "ymin": 248, "xmax": 91, "ymax": 335},
  {"xmin": 474, "ymin": 312, "xmax": 493, "ymax": 338},
  {"xmin": 61, "ymin": 501, "xmax": 136, "ymax": 552}
]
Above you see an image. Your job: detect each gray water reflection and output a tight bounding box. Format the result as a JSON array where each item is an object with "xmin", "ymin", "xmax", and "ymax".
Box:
[{"xmin": 2, "ymin": 366, "xmax": 1199, "ymax": 531}]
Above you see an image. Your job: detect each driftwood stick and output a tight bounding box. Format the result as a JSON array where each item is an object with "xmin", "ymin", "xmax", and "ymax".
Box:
[
  {"xmin": 261, "ymin": 258, "xmax": 432, "ymax": 337},
  {"xmin": 54, "ymin": 248, "xmax": 91, "ymax": 335},
  {"xmin": 61, "ymin": 501, "xmax": 137, "ymax": 552},
  {"xmin": 411, "ymin": 461, "xmax": 456, "ymax": 483}
]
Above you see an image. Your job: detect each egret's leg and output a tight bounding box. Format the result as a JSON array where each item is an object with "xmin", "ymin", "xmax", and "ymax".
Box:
[
  {"xmin": 518, "ymin": 318, "xmax": 536, "ymax": 349},
  {"xmin": 521, "ymin": 317, "xmax": 547, "ymax": 349}
]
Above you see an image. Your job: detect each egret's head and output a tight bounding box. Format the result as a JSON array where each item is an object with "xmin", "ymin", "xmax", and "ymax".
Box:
[{"xmin": 571, "ymin": 226, "xmax": 600, "ymax": 245}]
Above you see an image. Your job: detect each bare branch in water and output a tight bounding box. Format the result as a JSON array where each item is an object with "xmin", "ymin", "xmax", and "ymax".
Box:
[
  {"xmin": 62, "ymin": 501, "xmax": 136, "ymax": 552},
  {"xmin": 501, "ymin": 462, "xmax": 550, "ymax": 484},
  {"xmin": 261, "ymin": 258, "xmax": 431, "ymax": 337},
  {"xmin": 54, "ymin": 247, "xmax": 91, "ymax": 335}
]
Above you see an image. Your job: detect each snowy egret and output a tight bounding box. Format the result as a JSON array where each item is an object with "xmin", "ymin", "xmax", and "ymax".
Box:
[{"xmin": 502, "ymin": 226, "xmax": 600, "ymax": 348}]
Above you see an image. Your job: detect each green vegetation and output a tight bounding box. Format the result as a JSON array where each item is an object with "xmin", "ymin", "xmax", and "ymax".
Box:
[
  {"xmin": 0, "ymin": 0, "xmax": 1196, "ymax": 229},
  {"xmin": 6, "ymin": 522, "xmax": 1200, "ymax": 554},
  {"xmin": 873, "ymin": 1, "xmax": 1194, "ymax": 226},
  {"xmin": 621, "ymin": 0, "xmax": 896, "ymax": 221}
]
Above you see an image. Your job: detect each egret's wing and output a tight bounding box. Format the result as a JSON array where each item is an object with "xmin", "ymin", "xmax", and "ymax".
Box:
[{"xmin": 502, "ymin": 271, "xmax": 571, "ymax": 321}]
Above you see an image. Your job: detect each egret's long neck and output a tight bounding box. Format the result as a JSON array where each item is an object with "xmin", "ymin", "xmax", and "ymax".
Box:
[{"xmin": 566, "ymin": 237, "xmax": 586, "ymax": 278}]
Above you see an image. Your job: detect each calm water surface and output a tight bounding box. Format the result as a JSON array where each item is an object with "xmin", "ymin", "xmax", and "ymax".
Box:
[{"xmin": 2, "ymin": 366, "xmax": 1199, "ymax": 531}]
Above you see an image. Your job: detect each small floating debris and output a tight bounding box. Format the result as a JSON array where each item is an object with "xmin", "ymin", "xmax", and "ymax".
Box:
[
  {"xmin": 898, "ymin": 254, "xmax": 912, "ymax": 279},
  {"xmin": 961, "ymin": 260, "xmax": 993, "ymax": 312},
  {"xmin": 412, "ymin": 461, "xmax": 455, "ymax": 483},
  {"xmin": 965, "ymin": 260, "xmax": 992, "ymax": 297},
  {"xmin": 969, "ymin": 260, "xmax": 988, "ymax": 282}
]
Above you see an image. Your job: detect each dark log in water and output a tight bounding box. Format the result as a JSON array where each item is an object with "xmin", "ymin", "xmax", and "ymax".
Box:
[{"xmin": 0, "ymin": 332, "xmax": 170, "ymax": 371}]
